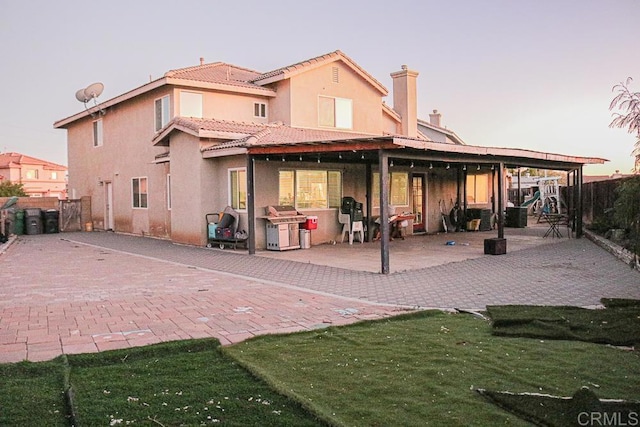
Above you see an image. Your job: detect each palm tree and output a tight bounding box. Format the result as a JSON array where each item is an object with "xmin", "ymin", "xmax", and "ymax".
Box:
[{"xmin": 609, "ymin": 77, "xmax": 640, "ymax": 173}]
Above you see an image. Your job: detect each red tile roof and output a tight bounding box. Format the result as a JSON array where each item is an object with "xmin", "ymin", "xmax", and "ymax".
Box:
[
  {"xmin": 165, "ymin": 62, "xmax": 268, "ymax": 91},
  {"xmin": 161, "ymin": 117, "xmax": 381, "ymax": 152},
  {"xmin": 252, "ymin": 50, "xmax": 388, "ymax": 95}
]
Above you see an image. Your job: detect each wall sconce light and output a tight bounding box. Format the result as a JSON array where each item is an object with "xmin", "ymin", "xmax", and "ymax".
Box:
[
  {"xmin": 491, "ymin": 164, "xmax": 495, "ymax": 170},
  {"xmin": 462, "ymin": 164, "xmax": 466, "ymax": 171},
  {"xmin": 266, "ymin": 156, "xmax": 270, "ymax": 161},
  {"xmin": 317, "ymin": 155, "xmax": 321, "ymax": 163},
  {"xmin": 446, "ymin": 163, "xmax": 450, "ymax": 169},
  {"xmin": 299, "ymin": 155, "xmax": 303, "ymax": 161},
  {"xmin": 429, "ymin": 163, "xmax": 433, "ymax": 170},
  {"xmin": 390, "ymin": 160, "xmax": 394, "ymax": 167},
  {"xmin": 282, "ymin": 156, "xmax": 285, "ymax": 162},
  {"xmin": 361, "ymin": 153, "xmax": 365, "ymax": 159},
  {"xmin": 477, "ymin": 164, "xmax": 481, "ymax": 171},
  {"xmin": 410, "ymin": 161, "xmax": 414, "ymax": 168},
  {"xmin": 339, "ymin": 153, "xmax": 342, "ymax": 159}
]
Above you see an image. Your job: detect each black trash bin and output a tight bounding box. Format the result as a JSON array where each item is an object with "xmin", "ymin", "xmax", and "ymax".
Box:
[
  {"xmin": 24, "ymin": 208, "xmax": 43, "ymax": 235},
  {"xmin": 505, "ymin": 207, "xmax": 528, "ymax": 228},
  {"xmin": 44, "ymin": 209, "xmax": 60, "ymax": 234}
]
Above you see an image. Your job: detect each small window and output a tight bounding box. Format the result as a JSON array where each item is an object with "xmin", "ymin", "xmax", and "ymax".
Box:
[
  {"xmin": 132, "ymin": 177, "xmax": 148, "ymax": 208},
  {"xmin": 318, "ymin": 96, "xmax": 352, "ymax": 129},
  {"xmin": 51, "ymin": 172, "xmax": 58, "ymax": 180},
  {"xmin": 466, "ymin": 174, "xmax": 489, "ymax": 204},
  {"xmin": 229, "ymin": 168, "xmax": 247, "ymax": 210},
  {"xmin": 372, "ymin": 172, "xmax": 409, "ymax": 207},
  {"xmin": 180, "ymin": 91, "xmax": 202, "ymax": 118},
  {"xmin": 253, "ymin": 102, "xmax": 267, "ymax": 118},
  {"xmin": 155, "ymin": 95, "xmax": 170, "ymax": 131},
  {"xmin": 93, "ymin": 119, "xmax": 103, "ymax": 147}
]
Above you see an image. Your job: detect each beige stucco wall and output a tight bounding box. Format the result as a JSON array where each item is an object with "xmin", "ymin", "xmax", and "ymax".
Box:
[
  {"xmin": 280, "ymin": 61, "xmax": 383, "ymax": 134},
  {"xmin": 66, "ymin": 87, "xmax": 172, "ymax": 236},
  {"xmin": 174, "ymin": 87, "xmax": 272, "ymax": 123}
]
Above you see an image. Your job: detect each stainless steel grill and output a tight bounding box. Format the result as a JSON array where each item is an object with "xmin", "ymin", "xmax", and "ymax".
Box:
[{"xmin": 263, "ymin": 205, "xmax": 306, "ymax": 251}]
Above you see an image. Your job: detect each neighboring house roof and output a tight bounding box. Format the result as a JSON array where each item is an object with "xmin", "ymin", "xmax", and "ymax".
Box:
[
  {"xmin": 0, "ymin": 152, "xmax": 67, "ymax": 170},
  {"xmin": 252, "ymin": 50, "xmax": 388, "ymax": 96},
  {"xmin": 417, "ymin": 119, "xmax": 466, "ymax": 145}
]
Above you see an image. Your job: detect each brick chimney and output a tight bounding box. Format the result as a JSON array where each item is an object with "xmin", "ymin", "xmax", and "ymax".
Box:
[
  {"xmin": 429, "ymin": 109, "xmax": 442, "ymax": 127},
  {"xmin": 390, "ymin": 65, "xmax": 419, "ymax": 138}
]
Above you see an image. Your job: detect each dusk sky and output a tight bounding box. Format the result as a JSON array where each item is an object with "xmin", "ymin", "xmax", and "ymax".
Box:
[{"xmin": 1, "ymin": 0, "xmax": 638, "ymax": 175}]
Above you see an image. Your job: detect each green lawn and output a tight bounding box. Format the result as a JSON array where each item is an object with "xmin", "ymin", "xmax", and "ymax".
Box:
[
  {"xmin": 223, "ymin": 310, "xmax": 640, "ymax": 426},
  {"xmin": 1, "ymin": 310, "xmax": 638, "ymax": 426}
]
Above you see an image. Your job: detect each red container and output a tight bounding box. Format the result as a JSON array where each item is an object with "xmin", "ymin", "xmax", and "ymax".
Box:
[{"xmin": 302, "ymin": 216, "xmax": 318, "ymax": 230}]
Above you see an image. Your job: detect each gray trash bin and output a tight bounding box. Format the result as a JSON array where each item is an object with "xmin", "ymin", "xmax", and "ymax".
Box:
[{"xmin": 24, "ymin": 208, "xmax": 43, "ymax": 235}]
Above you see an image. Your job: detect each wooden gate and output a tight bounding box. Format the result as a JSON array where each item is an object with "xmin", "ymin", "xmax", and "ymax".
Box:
[{"xmin": 59, "ymin": 199, "xmax": 82, "ymax": 232}]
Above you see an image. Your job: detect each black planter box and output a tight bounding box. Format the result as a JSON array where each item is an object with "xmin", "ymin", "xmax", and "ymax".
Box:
[{"xmin": 484, "ymin": 238, "xmax": 507, "ymax": 255}]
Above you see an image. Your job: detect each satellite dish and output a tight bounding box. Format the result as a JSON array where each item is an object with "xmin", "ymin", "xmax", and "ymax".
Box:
[
  {"xmin": 75, "ymin": 82, "xmax": 106, "ymax": 116},
  {"xmin": 83, "ymin": 82, "xmax": 104, "ymax": 100},
  {"xmin": 75, "ymin": 88, "xmax": 89, "ymax": 103}
]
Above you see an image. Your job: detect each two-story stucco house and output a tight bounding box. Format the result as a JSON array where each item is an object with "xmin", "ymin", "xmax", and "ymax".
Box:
[
  {"xmin": 0, "ymin": 152, "xmax": 67, "ymax": 198},
  {"xmin": 54, "ymin": 50, "xmax": 604, "ymax": 271}
]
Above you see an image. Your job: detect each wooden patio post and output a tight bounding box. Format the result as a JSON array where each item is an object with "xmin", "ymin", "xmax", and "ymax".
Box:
[
  {"xmin": 379, "ymin": 150, "xmax": 390, "ymax": 274},
  {"xmin": 247, "ymin": 155, "xmax": 256, "ymax": 255}
]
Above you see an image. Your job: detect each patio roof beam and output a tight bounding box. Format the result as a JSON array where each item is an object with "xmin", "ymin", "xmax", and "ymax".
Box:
[
  {"xmin": 247, "ymin": 141, "xmax": 399, "ymax": 155},
  {"xmin": 386, "ymin": 152, "xmax": 584, "ymax": 171}
]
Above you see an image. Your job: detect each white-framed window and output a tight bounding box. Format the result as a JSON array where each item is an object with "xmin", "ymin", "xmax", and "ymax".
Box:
[
  {"xmin": 93, "ymin": 119, "xmax": 103, "ymax": 147},
  {"xmin": 372, "ymin": 172, "xmax": 409, "ymax": 207},
  {"xmin": 180, "ymin": 91, "xmax": 202, "ymax": 118},
  {"xmin": 278, "ymin": 169, "xmax": 342, "ymax": 209},
  {"xmin": 166, "ymin": 174, "xmax": 171, "ymax": 210},
  {"xmin": 466, "ymin": 174, "xmax": 489, "ymax": 204},
  {"xmin": 318, "ymin": 96, "xmax": 352, "ymax": 129},
  {"xmin": 229, "ymin": 168, "xmax": 247, "ymax": 210},
  {"xmin": 51, "ymin": 172, "xmax": 58, "ymax": 180},
  {"xmin": 253, "ymin": 102, "xmax": 267, "ymax": 118},
  {"xmin": 132, "ymin": 177, "xmax": 148, "ymax": 208},
  {"xmin": 154, "ymin": 95, "xmax": 170, "ymax": 131},
  {"xmin": 25, "ymin": 169, "xmax": 39, "ymax": 179}
]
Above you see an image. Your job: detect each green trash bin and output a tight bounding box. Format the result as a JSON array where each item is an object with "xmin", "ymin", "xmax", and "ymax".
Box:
[{"xmin": 14, "ymin": 210, "xmax": 25, "ymax": 235}]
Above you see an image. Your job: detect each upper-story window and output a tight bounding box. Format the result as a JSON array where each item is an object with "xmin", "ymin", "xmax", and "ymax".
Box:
[
  {"xmin": 51, "ymin": 172, "xmax": 58, "ymax": 180},
  {"xmin": 25, "ymin": 169, "xmax": 39, "ymax": 179},
  {"xmin": 155, "ymin": 95, "xmax": 170, "ymax": 132},
  {"xmin": 180, "ymin": 91, "xmax": 202, "ymax": 118},
  {"xmin": 318, "ymin": 96, "xmax": 352, "ymax": 129},
  {"xmin": 93, "ymin": 119, "xmax": 103, "ymax": 147},
  {"xmin": 254, "ymin": 102, "xmax": 267, "ymax": 118}
]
